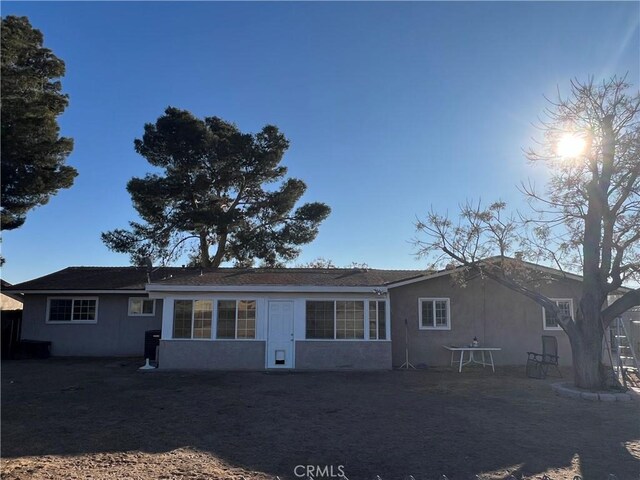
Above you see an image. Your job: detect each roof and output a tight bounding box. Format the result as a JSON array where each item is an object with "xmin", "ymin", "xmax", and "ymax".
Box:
[
  {"xmin": 386, "ymin": 257, "xmax": 586, "ymax": 288},
  {"xmin": 6, "ymin": 266, "xmax": 426, "ymax": 292}
]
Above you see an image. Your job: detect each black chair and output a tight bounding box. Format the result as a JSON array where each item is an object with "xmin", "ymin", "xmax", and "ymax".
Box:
[{"xmin": 526, "ymin": 335, "xmax": 562, "ymax": 379}]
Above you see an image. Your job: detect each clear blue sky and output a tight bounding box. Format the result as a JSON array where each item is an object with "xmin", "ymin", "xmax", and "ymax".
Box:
[{"xmin": 2, "ymin": 1, "xmax": 639, "ymax": 283}]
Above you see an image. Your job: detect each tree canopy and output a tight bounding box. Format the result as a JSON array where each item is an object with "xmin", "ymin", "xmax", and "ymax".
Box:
[
  {"xmin": 102, "ymin": 107, "xmax": 331, "ymax": 268},
  {"xmin": 414, "ymin": 76, "xmax": 640, "ymax": 389},
  {"xmin": 1, "ymin": 16, "xmax": 77, "ymax": 231}
]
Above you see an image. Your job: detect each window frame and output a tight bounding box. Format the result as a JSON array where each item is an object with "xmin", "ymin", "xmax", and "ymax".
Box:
[
  {"xmin": 215, "ymin": 299, "xmax": 257, "ymax": 340},
  {"xmin": 46, "ymin": 297, "xmax": 99, "ymax": 324},
  {"xmin": 172, "ymin": 299, "xmax": 214, "ymax": 339},
  {"xmin": 304, "ymin": 299, "xmax": 387, "ymax": 341},
  {"xmin": 542, "ymin": 298, "xmax": 573, "ymax": 331},
  {"xmin": 369, "ymin": 300, "xmax": 387, "ymax": 340},
  {"xmin": 128, "ymin": 297, "xmax": 156, "ymax": 317},
  {"xmin": 418, "ymin": 297, "xmax": 451, "ymax": 330}
]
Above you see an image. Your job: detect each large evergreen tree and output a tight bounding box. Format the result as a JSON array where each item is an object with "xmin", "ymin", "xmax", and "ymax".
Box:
[
  {"xmin": 1, "ymin": 16, "xmax": 77, "ymax": 230},
  {"xmin": 102, "ymin": 107, "xmax": 331, "ymax": 268}
]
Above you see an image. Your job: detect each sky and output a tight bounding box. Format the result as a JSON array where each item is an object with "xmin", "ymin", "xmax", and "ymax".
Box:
[{"xmin": 2, "ymin": 1, "xmax": 639, "ymax": 284}]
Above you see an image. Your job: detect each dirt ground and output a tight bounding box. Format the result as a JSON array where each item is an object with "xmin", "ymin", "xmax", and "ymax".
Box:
[{"xmin": 1, "ymin": 359, "xmax": 638, "ymax": 480}]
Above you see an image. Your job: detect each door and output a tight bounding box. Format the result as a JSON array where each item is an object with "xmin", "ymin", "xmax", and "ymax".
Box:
[{"xmin": 266, "ymin": 301, "xmax": 294, "ymax": 368}]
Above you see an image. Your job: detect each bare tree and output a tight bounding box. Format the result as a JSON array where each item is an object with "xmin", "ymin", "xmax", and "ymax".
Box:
[{"xmin": 414, "ymin": 76, "xmax": 640, "ymax": 390}]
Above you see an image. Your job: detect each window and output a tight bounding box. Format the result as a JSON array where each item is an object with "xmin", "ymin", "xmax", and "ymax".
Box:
[
  {"xmin": 172, "ymin": 300, "xmax": 213, "ymax": 339},
  {"xmin": 306, "ymin": 301, "xmax": 335, "ymax": 339},
  {"xmin": 419, "ymin": 298, "xmax": 450, "ymax": 329},
  {"xmin": 128, "ymin": 298, "xmax": 155, "ymax": 316},
  {"xmin": 306, "ymin": 300, "xmax": 385, "ymax": 340},
  {"xmin": 237, "ymin": 300, "xmax": 257, "ymax": 339},
  {"xmin": 543, "ymin": 299, "xmax": 573, "ymax": 330},
  {"xmin": 336, "ymin": 301, "xmax": 365, "ymax": 339},
  {"xmin": 47, "ymin": 298, "xmax": 98, "ymax": 323},
  {"xmin": 216, "ymin": 300, "xmax": 256, "ymax": 339},
  {"xmin": 369, "ymin": 300, "xmax": 387, "ymax": 340}
]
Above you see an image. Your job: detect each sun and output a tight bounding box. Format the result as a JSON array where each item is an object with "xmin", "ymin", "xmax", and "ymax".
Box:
[{"xmin": 556, "ymin": 133, "xmax": 587, "ymax": 159}]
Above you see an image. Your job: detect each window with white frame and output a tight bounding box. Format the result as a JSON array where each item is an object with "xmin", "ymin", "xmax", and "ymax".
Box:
[
  {"xmin": 543, "ymin": 298, "xmax": 573, "ymax": 330},
  {"xmin": 47, "ymin": 298, "xmax": 98, "ymax": 323},
  {"xmin": 128, "ymin": 298, "xmax": 155, "ymax": 316},
  {"xmin": 172, "ymin": 300, "xmax": 213, "ymax": 339},
  {"xmin": 306, "ymin": 301, "xmax": 335, "ymax": 339},
  {"xmin": 336, "ymin": 301, "xmax": 365, "ymax": 339},
  {"xmin": 419, "ymin": 298, "xmax": 450, "ymax": 329},
  {"xmin": 369, "ymin": 300, "xmax": 387, "ymax": 340},
  {"xmin": 306, "ymin": 300, "xmax": 385, "ymax": 340},
  {"xmin": 216, "ymin": 300, "xmax": 256, "ymax": 339}
]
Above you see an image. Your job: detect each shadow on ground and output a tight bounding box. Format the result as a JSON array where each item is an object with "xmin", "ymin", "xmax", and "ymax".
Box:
[{"xmin": 1, "ymin": 358, "xmax": 638, "ymax": 479}]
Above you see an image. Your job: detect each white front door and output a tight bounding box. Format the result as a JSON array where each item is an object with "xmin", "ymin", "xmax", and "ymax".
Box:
[{"xmin": 266, "ymin": 301, "xmax": 294, "ymax": 368}]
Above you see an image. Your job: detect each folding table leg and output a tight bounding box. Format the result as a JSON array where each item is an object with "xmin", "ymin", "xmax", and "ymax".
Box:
[
  {"xmin": 489, "ymin": 351, "xmax": 495, "ymax": 373},
  {"xmin": 459, "ymin": 351, "xmax": 464, "ymax": 372},
  {"xmin": 481, "ymin": 350, "xmax": 485, "ymax": 367}
]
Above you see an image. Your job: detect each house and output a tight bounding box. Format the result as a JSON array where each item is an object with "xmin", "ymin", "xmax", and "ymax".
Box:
[{"xmin": 6, "ymin": 262, "xmax": 598, "ymax": 370}]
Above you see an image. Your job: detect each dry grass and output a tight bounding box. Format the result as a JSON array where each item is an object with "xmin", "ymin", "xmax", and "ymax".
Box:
[{"xmin": 1, "ymin": 358, "xmax": 639, "ymax": 479}]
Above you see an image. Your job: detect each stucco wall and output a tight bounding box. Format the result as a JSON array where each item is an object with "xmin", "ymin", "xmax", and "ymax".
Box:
[
  {"xmin": 389, "ymin": 275, "xmax": 581, "ymax": 367},
  {"xmin": 20, "ymin": 294, "xmax": 162, "ymax": 356},
  {"xmin": 159, "ymin": 340, "xmax": 266, "ymax": 369},
  {"xmin": 295, "ymin": 341, "xmax": 391, "ymax": 370}
]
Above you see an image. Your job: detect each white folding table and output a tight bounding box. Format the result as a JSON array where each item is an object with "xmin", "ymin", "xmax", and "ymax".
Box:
[{"xmin": 442, "ymin": 346, "xmax": 501, "ymax": 373}]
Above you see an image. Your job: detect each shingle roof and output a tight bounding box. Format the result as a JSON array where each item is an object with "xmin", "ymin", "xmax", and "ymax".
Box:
[
  {"xmin": 153, "ymin": 268, "xmax": 425, "ymax": 287},
  {"xmin": 6, "ymin": 266, "xmax": 426, "ymax": 291}
]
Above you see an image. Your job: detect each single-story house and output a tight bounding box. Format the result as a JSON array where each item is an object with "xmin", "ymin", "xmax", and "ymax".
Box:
[{"xmin": 6, "ymin": 262, "xmax": 599, "ymax": 370}]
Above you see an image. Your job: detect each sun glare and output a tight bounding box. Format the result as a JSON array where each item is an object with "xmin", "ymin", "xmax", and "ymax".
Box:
[{"xmin": 556, "ymin": 133, "xmax": 586, "ymax": 159}]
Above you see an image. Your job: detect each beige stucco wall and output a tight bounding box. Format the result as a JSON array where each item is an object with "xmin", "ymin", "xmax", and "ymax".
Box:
[
  {"xmin": 295, "ymin": 341, "xmax": 392, "ymax": 370},
  {"xmin": 159, "ymin": 340, "xmax": 266, "ymax": 369},
  {"xmin": 20, "ymin": 294, "xmax": 162, "ymax": 356},
  {"xmin": 389, "ymin": 275, "xmax": 581, "ymax": 367}
]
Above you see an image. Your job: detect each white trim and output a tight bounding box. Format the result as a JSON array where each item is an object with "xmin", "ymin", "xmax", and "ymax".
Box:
[
  {"xmin": 418, "ymin": 297, "xmax": 451, "ymax": 330},
  {"xmin": 543, "ymin": 298, "xmax": 573, "ymax": 331},
  {"xmin": 45, "ymin": 296, "xmax": 99, "ymax": 324},
  {"xmin": 147, "ymin": 284, "xmax": 387, "ymax": 294},
  {"xmin": 128, "ymin": 297, "xmax": 156, "ymax": 316}
]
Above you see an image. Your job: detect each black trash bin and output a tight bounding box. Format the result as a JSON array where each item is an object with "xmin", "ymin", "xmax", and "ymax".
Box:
[
  {"xmin": 144, "ymin": 330, "xmax": 161, "ymax": 362},
  {"xmin": 20, "ymin": 339, "xmax": 52, "ymax": 359}
]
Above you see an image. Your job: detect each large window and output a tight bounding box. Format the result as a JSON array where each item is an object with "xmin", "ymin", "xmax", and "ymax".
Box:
[
  {"xmin": 543, "ymin": 299, "xmax": 573, "ymax": 330},
  {"xmin": 306, "ymin": 300, "xmax": 384, "ymax": 340},
  {"xmin": 306, "ymin": 301, "xmax": 335, "ymax": 339},
  {"xmin": 128, "ymin": 298, "xmax": 155, "ymax": 316},
  {"xmin": 419, "ymin": 298, "xmax": 450, "ymax": 330},
  {"xmin": 47, "ymin": 298, "xmax": 98, "ymax": 323},
  {"xmin": 336, "ymin": 301, "xmax": 365, "ymax": 339},
  {"xmin": 216, "ymin": 300, "xmax": 256, "ymax": 339},
  {"xmin": 173, "ymin": 300, "xmax": 213, "ymax": 339},
  {"xmin": 369, "ymin": 300, "xmax": 387, "ymax": 340}
]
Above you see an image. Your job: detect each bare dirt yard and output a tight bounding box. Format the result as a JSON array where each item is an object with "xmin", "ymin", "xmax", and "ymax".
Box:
[{"xmin": 1, "ymin": 359, "xmax": 639, "ymax": 480}]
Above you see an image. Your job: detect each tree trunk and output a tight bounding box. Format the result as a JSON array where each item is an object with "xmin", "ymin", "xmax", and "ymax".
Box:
[
  {"xmin": 210, "ymin": 231, "xmax": 228, "ymax": 268},
  {"xmin": 199, "ymin": 230, "xmax": 211, "ymax": 268},
  {"xmin": 569, "ymin": 305, "xmax": 606, "ymax": 390}
]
